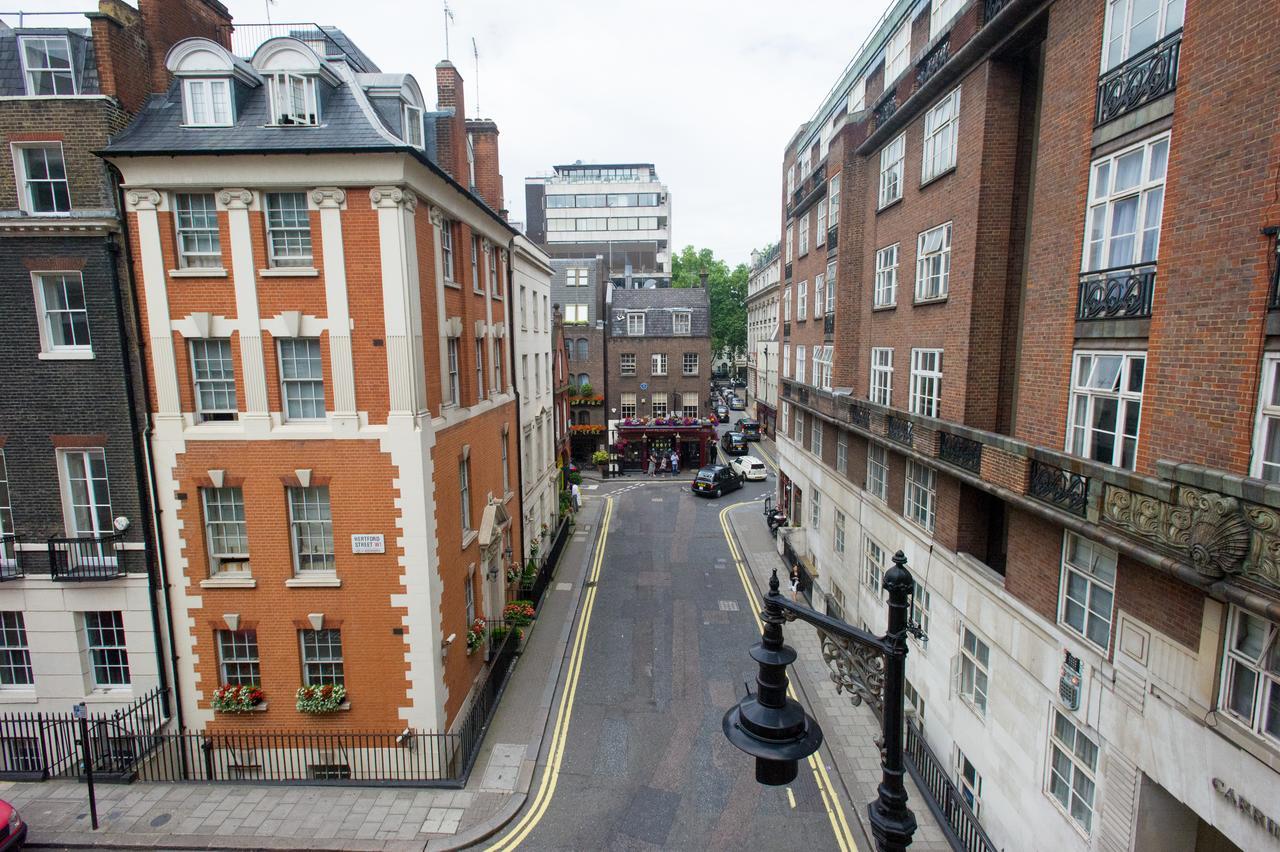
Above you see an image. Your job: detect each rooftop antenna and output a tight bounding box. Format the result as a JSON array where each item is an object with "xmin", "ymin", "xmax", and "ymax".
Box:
[
  {"xmin": 472, "ymin": 37, "xmax": 480, "ymax": 116},
  {"xmin": 264, "ymin": 0, "xmax": 275, "ymax": 25},
  {"xmin": 443, "ymin": 0, "xmax": 454, "ymax": 60}
]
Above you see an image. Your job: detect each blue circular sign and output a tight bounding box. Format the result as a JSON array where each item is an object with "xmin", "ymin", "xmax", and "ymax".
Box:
[{"xmin": 639, "ymin": 383, "xmax": 648, "ymax": 391}]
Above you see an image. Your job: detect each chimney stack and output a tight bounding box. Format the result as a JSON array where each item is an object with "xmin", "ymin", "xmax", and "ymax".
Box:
[
  {"xmin": 434, "ymin": 60, "xmax": 469, "ymax": 183},
  {"xmin": 698, "ymin": 270, "xmax": 709, "ymax": 289},
  {"xmin": 466, "ymin": 119, "xmax": 505, "ymax": 217}
]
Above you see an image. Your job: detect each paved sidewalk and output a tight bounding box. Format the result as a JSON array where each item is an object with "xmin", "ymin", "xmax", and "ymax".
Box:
[
  {"xmin": 726, "ymin": 505, "xmax": 952, "ymax": 852},
  {"xmin": 4, "ymin": 498, "xmax": 609, "ymax": 851}
]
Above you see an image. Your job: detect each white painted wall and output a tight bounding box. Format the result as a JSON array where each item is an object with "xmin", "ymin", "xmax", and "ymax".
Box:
[{"xmin": 512, "ymin": 236, "xmax": 558, "ymax": 562}]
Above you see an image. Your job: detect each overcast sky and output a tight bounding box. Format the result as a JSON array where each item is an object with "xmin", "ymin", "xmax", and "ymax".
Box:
[{"xmin": 18, "ymin": 0, "xmax": 882, "ymax": 264}]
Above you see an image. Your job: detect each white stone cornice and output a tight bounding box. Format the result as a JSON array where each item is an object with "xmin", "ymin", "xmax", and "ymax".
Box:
[
  {"xmin": 125, "ymin": 189, "xmax": 161, "ymax": 211},
  {"xmin": 370, "ymin": 186, "xmax": 418, "ymax": 212},
  {"xmin": 218, "ymin": 188, "xmax": 254, "ymax": 210},
  {"xmin": 310, "ymin": 187, "xmax": 347, "ymax": 209}
]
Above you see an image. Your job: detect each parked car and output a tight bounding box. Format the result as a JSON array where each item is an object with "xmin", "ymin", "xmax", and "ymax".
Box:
[
  {"xmin": 721, "ymin": 431, "xmax": 748, "ymax": 456},
  {"xmin": 691, "ymin": 464, "xmax": 744, "ymax": 497},
  {"xmin": 0, "ymin": 799, "xmax": 27, "ymax": 850},
  {"xmin": 734, "ymin": 419, "xmax": 761, "ymax": 440},
  {"xmin": 729, "ymin": 397, "xmax": 746, "ymax": 411},
  {"xmin": 731, "ymin": 455, "xmax": 768, "ymax": 481},
  {"xmin": 716, "ymin": 405, "xmax": 729, "ymax": 423}
]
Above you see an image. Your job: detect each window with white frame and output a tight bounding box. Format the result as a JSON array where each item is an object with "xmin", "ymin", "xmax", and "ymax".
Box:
[
  {"xmin": 1102, "ymin": 0, "xmax": 1184, "ymax": 72},
  {"xmin": 17, "ymin": 145, "xmax": 71, "ymax": 214},
  {"xmin": 795, "ymin": 345, "xmax": 806, "ymax": 384},
  {"xmin": 218, "ymin": 629, "xmax": 260, "ymax": 686},
  {"xmin": 783, "ymin": 287, "xmax": 792, "ymax": 322},
  {"xmin": 61, "ymin": 449, "xmax": 112, "ymax": 540},
  {"xmin": 836, "ymin": 432, "xmax": 848, "ymax": 475},
  {"xmin": 816, "ymin": 204, "xmax": 827, "ymax": 248},
  {"xmin": 673, "ymin": 310, "xmax": 692, "ymax": 335},
  {"xmin": 825, "ymin": 261, "xmax": 836, "ymax": 314},
  {"xmin": 1253, "ymin": 354, "xmax": 1280, "ymax": 482},
  {"xmin": 1067, "ymin": 351, "xmax": 1145, "ymax": 469},
  {"xmin": 785, "ymin": 224, "xmax": 794, "ymax": 263},
  {"xmin": 489, "ymin": 245, "xmax": 500, "ymax": 294},
  {"xmin": 447, "ymin": 338, "xmax": 461, "ymax": 405},
  {"xmin": 958, "ymin": 625, "xmax": 990, "ymax": 715},
  {"xmin": 787, "ymin": 164, "xmax": 796, "ymax": 196},
  {"xmin": 683, "ymin": 352, "xmax": 699, "ymax": 375},
  {"xmin": 884, "ymin": 19, "xmax": 911, "ymax": 81},
  {"xmin": 35, "ymin": 272, "xmax": 90, "ymax": 353},
  {"xmin": 875, "ymin": 244, "xmax": 898, "ymax": 308},
  {"xmin": 202, "ymin": 486, "xmax": 249, "ymax": 575},
  {"xmin": 916, "ymin": 223, "xmax": 952, "ymax": 301},
  {"xmin": 1219, "ymin": 607, "xmax": 1280, "ymax": 744},
  {"xmin": 1083, "ymin": 134, "xmax": 1169, "ymax": 272},
  {"xmin": 501, "ymin": 431, "xmax": 510, "ymax": 493},
  {"xmin": 459, "ymin": 457, "xmax": 472, "ymax": 532},
  {"xmin": 566, "ymin": 267, "xmax": 588, "ymax": 287},
  {"xmin": 783, "ymin": 344, "xmax": 791, "ymax": 378},
  {"xmin": 300, "ymin": 628, "xmax": 343, "ymax": 685},
  {"xmin": 19, "ymin": 36, "xmax": 75, "ymax": 95},
  {"xmin": 0, "ymin": 613, "xmax": 33, "ymax": 687},
  {"xmin": 621, "ymin": 392, "xmax": 636, "ymax": 418},
  {"xmin": 922, "ymin": 88, "xmax": 961, "ymax": 183},
  {"xmin": 267, "ymin": 72, "xmax": 318, "ymax": 125},
  {"xmin": 799, "ymin": 214, "xmax": 810, "ymax": 256},
  {"xmin": 84, "ymin": 611, "xmax": 130, "ymax": 687},
  {"xmin": 814, "ymin": 345, "xmax": 833, "ymax": 391},
  {"xmin": 911, "ymin": 580, "xmax": 931, "ymax": 643},
  {"xmin": 471, "ymin": 237, "xmax": 481, "ymax": 291},
  {"xmin": 191, "ymin": 339, "xmax": 236, "ymax": 421},
  {"xmin": 878, "ymin": 133, "xmax": 905, "ymax": 209},
  {"xmin": 909, "ymin": 349, "xmax": 943, "ymax": 418},
  {"xmin": 931, "ymin": 0, "xmax": 964, "ymax": 37},
  {"xmin": 475, "ymin": 338, "xmax": 486, "ymax": 398},
  {"xmin": 264, "ymin": 192, "xmax": 312, "ymax": 267},
  {"xmin": 182, "ymin": 78, "xmax": 232, "ymax": 126},
  {"xmin": 794, "ymin": 409, "xmax": 805, "ymax": 444},
  {"xmin": 565, "ymin": 304, "xmax": 588, "ymax": 323},
  {"xmin": 0, "ymin": 452, "xmax": 12, "ymax": 564},
  {"xmin": 864, "ymin": 536, "xmax": 886, "ymax": 592},
  {"xmin": 288, "ymin": 486, "xmax": 333, "ymax": 573},
  {"xmin": 814, "ymin": 274, "xmax": 825, "ymax": 318},
  {"xmin": 403, "ymin": 104, "xmax": 423, "ymax": 147},
  {"xmin": 905, "ymin": 460, "xmax": 936, "ymax": 532},
  {"xmin": 278, "ymin": 338, "xmax": 325, "ymax": 420},
  {"xmin": 441, "ymin": 221, "xmax": 456, "ymax": 282},
  {"xmin": 809, "ymin": 489, "xmax": 821, "ymax": 532},
  {"xmin": 651, "ymin": 353, "xmax": 667, "ymax": 376},
  {"xmin": 493, "ymin": 336, "xmax": 503, "ymax": 391},
  {"xmin": 867, "ymin": 443, "xmax": 889, "ymax": 500},
  {"xmin": 828, "ymin": 173, "xmax": 841, "ymax": 227},
  {"xmin": 627, "ymin": 312, "xmax": 645, "ymax": 335},
  {"xmin": 797, "ymin": 280, "xmax": 808, "ymax": 321},
  {"xmin": 620, "ymin": 352, "xmax": 636, "ymax": 375},
  {"xmin": 955, "ymin": 748, "xmax": 984, "ymax": 817},
  {"xmin": 1047, "ymin": 711, "xmax": 1100, "ymax": 832},
  {"xmin": 811, "ymin": 417, "xmax": 823, "ymax": 457},
  {"xmin": 174, "ymin": 193, "xmax": 221, "ymax": 268},
  {"xmin": 870, "ymin": 347, "xmax": 893, "ymax": 406},
  {"xmin": 1060, "ymin": 532, "xmax": 1117, "ymax": 650},
  {"xmin": 682, "ymin": 393, "xmax": 699, "ymax": 418},
  {"xmin": 834, "ymin": 510, "xmax": 846, "ymax": 555},
  {"xmin": 651, "ymin": 393, "xmax": 668, "ymax": 418},
  {"xmin": 781, "ymin": 402, "xmax": 790, "ymax": 435}
]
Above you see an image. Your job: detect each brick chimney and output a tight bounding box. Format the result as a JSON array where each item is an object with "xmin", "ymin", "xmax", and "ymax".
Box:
[
  {"xmin": 137, "ymin": 0, "xmax": 232, "ymax": 95},
  {"xmin": 698, "ymin": 270, "xmax": 709, "ymax": 288},
  {"xmin": 466, "ymin": 119, "xmax": 505, "ymax": 217},
  {"xmin": 434, "ymin": 61, "xmax": 470, "ymax": 184}
]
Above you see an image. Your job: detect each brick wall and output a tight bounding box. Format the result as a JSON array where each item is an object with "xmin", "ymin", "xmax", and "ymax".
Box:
[
  {"xmin": 466, "ymin": 120, "xmax": 503, "ymax": 214},
  {"xmin": 607, "ymin": 334, "xmax": 712, "ymax": 419},
  {"xmin": 434, "ymin": 62, "xmax": 469, "ymax": 185},
  {"xmin": 0, "ymin": 99, "xmax": 128, "ymax": 210},
  {"xmin": 137, "ymin": 0, "xmax": 231, "ymax": 95}
]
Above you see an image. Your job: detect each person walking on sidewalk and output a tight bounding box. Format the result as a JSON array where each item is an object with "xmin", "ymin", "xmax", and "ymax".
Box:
[
  {"xmin": 658, "ymin": 455, "xmax": 669, "ymax": 476},
  {"xmin": 647, "ymin": 453, "xmax": 657, "ymax": 477},
  {"xmin": 570, "ymin": 481, "xmax": 581, "ymax": 512},
  {"xmin": 789, "ymin": 567, "xmax": 801, "ymax": 602},
  {"xmin": 670, "ymin": 450, "xmax": 679, "ymax": 475}
]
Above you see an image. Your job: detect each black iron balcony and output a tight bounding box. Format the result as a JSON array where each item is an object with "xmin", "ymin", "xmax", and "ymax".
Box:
[
  {"xmin": 1029, "ymin": 460, "xmax": 1089, "ymax": 517},
  {"xmin": 785, "ymin": 261, "xmax": 793, "ymax": 280},
  {"xmin": 847, "ymin": 403, "xmax": 870, "ymax": 429},
  {"xmin": 983, "ymin": 0, "xmax": 1011, "ymax": 24},
  {"xmin": 873, "ymin": 93, "xmax": 898, "ymax": 130},
  {"xmin": 0, "ymin": 535, "xmax": 23, "ymax": 580},
  {"xmin": 783, "ymin": 321, "xmax": 791, "ymax": 337},
  {"xmin": 827, "ymin": 226, "xmax": 838, "ymax": 251},
  {"xmin": 782, "ymin": 382, "xmax": 793, "ymax": 399},
  {"xmin": 1269, "ymin": 231, "xmax": 1280, "ymax": 310},
  {"xmin": 887, "ymin": 415, "xmax": 914, "ymax": 447},
  {"xmin": 811, "ymin": 161, "xmax": 826, "ymax": 187},
  {"xmin": 823, "ymin": 314, "xmax": 835, "ymax": 335},
  {"xmin": 797, "ymin": 386, "xmax": 810, "ymax": 405},
  {"xmin": 1077, "ymin": 263, "xmax": 1156, "ymax": 320},
  {"xmin": 938, "ymin": 432, "xmax": 982, "ymax": 474},
  {"xmin": 1095, "ymin": 30, "xmax": 1181, "ymax": 127},
  {"xmin": 916, "ymin": 38, "xmax": 950, "ymax": 88},
  {"xmin": 49, "ymin": 532, "xmax": 128, "ymax": 581}
]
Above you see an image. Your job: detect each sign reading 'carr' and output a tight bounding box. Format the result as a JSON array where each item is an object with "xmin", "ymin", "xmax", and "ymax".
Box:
[{"xmin": 351, "ymin": 534, "xmax": 385, "ymax": 554}]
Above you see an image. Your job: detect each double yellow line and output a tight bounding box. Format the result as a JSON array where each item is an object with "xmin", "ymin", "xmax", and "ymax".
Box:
[
  {"xmin": 718, "ymin": 502, "xmax": 859, "ymax": 852},
  {"xmin": 486, "ymin": 496, "xmax": 614, "ymax": 851}
]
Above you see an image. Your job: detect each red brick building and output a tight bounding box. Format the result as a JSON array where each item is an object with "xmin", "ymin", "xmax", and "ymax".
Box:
[{"xmin": 774, "ymin": 1, "xmax": 1280, "ymax": 849}]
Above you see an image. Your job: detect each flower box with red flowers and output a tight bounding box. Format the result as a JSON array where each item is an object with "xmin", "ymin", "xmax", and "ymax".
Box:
[
  {"xmin": 295, "ymin": 683, "xmax": 347, "ymax": 714},
  {"xmin": 211, "ymin": 684, "xmax": 265, "ymax": 713}
]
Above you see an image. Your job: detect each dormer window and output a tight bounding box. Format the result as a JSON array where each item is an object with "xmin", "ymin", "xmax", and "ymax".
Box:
[
  {"xmin": 268, "ymin": 73, "xmax": 319, "ymax": 126},
  {"xmin": 403, "ymin": 105, "xmax": 423, "ymax": 148},
  {"xmin": 20, "ymin": 36, "xmax": 75, "ymax": 95},
  {"xmin": 182, "ymin": 79, "xmax": 233, "ymax": 127}
]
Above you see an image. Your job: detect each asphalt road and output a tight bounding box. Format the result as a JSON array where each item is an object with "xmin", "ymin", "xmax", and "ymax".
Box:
[{"xmin": 494, "ymin": 424, "xmax": 846, "ymax": 851}]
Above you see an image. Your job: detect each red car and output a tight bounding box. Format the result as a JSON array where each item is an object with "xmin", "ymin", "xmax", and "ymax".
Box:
[{"xmin": 0, "ymin": 800, "xmax": 26, "ymax": 849}]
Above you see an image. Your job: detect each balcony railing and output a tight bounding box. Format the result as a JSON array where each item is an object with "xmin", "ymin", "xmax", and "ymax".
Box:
[
  {"xmin": 797, "ymin": 386, "xmax": 810, "ymax": 405},
  {"xmin": 887, "ymin": 415, "xmax": 914, "ymax": 447},
  {"xmin": 827, "ymin": 226, "xmax": 838, "ymax": 251},
  {"xmin": 0, "ymin": 535, "xmax": 23, "ymax": 580},
  {"xmin": 1095, "ymin": 30, "xmax": 1181, "ymax": 126},
  {"xmin": 49, "ymin": 532, "xmax": 129, "ymax": 581},
  {"xmin": 823, "ymin": 314, "xmax": 835, "ymax": 335},
  {"xmin": 785, "ymin": 261, "xmax": 793, "ymax": 280},
  {"xmin": 983, "ymin": 0, "xmax": 1011, "ymax": 24},
  {"xmin": 916, "ymin": 38, "xmax": 950, "ymax": 88},
  {"xmin": 1077, "ymin": 263, "xmax": 1156, "ymax": 320},
  {"xmin": 873, "ymin": 93, "xmax": 898, "ymax": 130},
  {"xmin": 904, "ymin": 718, "xmax": 998, "ymax": 852},
  {"xmin": 1029, "ymin": 460, "xmax": 1089, "ymax": 517},
  {"xmin": 783, "ymin": 321, "xmax": 791, "ymax": 337},
  {"xmin": 938, "ymin": 432, "xmax": 983, "ymax": 473},
  {"xmin": 847, "ymin": 403, "xmax": 870, "ymax": 428}
]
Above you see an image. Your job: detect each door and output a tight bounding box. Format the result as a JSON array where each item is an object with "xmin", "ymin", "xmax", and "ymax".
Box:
[{"xmin": 61, "ymin": 449, "xmax": 115, "ymax": 565}]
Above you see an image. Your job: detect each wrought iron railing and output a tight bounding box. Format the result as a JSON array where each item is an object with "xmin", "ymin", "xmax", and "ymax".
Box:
[
  {"xmin": 847, "ymin": 403, "xmax": 870, "ymax": 428},
  {"xmin": 785, "ymin": 261, "xmax": 793, "ymax": 280},
  {"xmin": 827, "ymin": 226, "xmax": 838, "ymax": 251},
  {"xmin": 783, "ymin": 321, "xmax": 791, "ymax": 338},
  {"xmin": 215, "ymin": 22, "xmax": 349, "ymax": 63},
  {"xmin": 0, "ymin": 534, "xmax": 23, "ymax": 580},
  {"xmin": 1095, "ymin": 30, "xmax": 1181, "ymax": 126},
  {"xmin": 48, "ymin": 532, "xmax": 130, "ymax": 581},
  {"xmin": 1077, "ymin": 263, "xmax": 1156, "ymax": 320},
  {"xmin": 1029, "ymin": 459, "xmax": 1089, "ymax": 517},
  {"xmin": 983, "ymin": 0, "xmax": 1012, "ymax": 24},
  {"xmin": 797, "ymin": 386, "xmax": 810, "ymax": 405},
  {"xmin": 887, "ymin": 415, "xmax": 914, "ymax": 447},
  {"xmin": 939, "ymin": 432, "xmax": 983, "ymax": 473},
  {"xmin": 916, "ymin": 38, "xmax": 950, "ymax": 88},
  {"xmin": 873, "ymin": 93, "xmax": 899, "ymax": 129},
  {"xmin": 823, "ymin": 314, "xmax": 835, "ymax": 335},
  {"xmin": 904, "ymin": 719, "xmax": 998, "ymax": 852}
]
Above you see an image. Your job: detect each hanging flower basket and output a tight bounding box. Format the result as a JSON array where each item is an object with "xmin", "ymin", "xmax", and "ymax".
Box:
[
  {"xmin": 503, "ymin": 600, "xmax": 536, "ymax": 627},
  {"xmin": 211, "ymin": 684, "xmax": 264, "ymax": 713},
  {"xmin": 295, "ymin": 684, "xmax": 346, "ymax": 714},
  {"xmin": 465, "ymin": 618, "xmax": 486, "ymax": 654}
]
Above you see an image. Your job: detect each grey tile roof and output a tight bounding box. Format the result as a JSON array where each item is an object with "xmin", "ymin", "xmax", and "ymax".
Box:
[
  {"xmin": 610, "ymin": 287, "xmax": 710, "ymax": 337},
  {"xmin": 0, "ymin": 28, "xmax": 99, "ymax": 97}
]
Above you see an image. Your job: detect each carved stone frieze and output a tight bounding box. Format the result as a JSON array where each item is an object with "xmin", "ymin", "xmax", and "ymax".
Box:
[
  {"xmin": 1102, "ymin": 483, "xmax": 1278, "ymax": 591},
  {"xmin": 217, "ymin": 189, "xmax": 253, "ymax": 209}
]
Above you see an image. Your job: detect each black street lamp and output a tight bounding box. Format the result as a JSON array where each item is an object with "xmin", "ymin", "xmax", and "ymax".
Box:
[{"xmin": 723, "ymin": 550, "xmax": 921, "ymax": 851}]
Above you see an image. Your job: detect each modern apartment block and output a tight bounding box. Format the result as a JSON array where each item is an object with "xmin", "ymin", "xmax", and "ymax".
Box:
[
  {"xmin": 524, "ymin": 162, "xmax": 672, "ymax": 288},
  {"xmin": 551, "ymin": 258, "xmax": 608, "ymax": 461},
  {"xmin": 746, "ymin": 242, "xmax": 781, "ymax": 434},
  {"xmin": 102, "ymin": 29, "xmax": 528, "ymax": 733},
  {"xmin": 0, "ymin": 0, "xmax": 227, "ymax": 718},
  {"xmin": 773, "ymin": 1, "xmax": 1279, "ymax": 850}
]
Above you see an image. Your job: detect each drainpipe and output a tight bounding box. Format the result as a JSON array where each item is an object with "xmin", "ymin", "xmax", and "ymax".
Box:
[
  {"xmin": 108, "ymin": 167, "xmax": 185, "ymax": 735},
  {"xmin": 507, "ymin": 239, "xmax": 527, "ymax": 576}
]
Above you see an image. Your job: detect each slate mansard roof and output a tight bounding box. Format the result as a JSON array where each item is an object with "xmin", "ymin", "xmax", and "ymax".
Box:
[
  {"xmin": 0, "ymin": 27, "xmax": 100, "ymax": 97},
  {"xmin": 610, "ymin": 288, "xmax": 710, "ymax": 338}
]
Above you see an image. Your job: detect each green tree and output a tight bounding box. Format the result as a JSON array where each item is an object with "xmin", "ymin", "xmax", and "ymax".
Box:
[{"xmin": 671, "ymin": 245, "xmax": 748, "ymax": 361}]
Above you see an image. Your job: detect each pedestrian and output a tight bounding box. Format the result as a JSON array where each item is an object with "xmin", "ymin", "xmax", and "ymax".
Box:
[
  {"xmin": 570, "ymin": 481, "xmax": 581, "ymax": 513},
  {"xmin": 647, "ymin": 453, "xmax": 656, "ymax": 477},
  {"xmin": 659, "ymin": 455, "xmax": 669, "ymax": 476},
  {"xmin": 789, "ymin": 568, "xmax": 801, "ymax": 602},
  {"xmin": 670, "ymin": 450, "xmax": 679, "ymax": 476}
]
